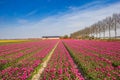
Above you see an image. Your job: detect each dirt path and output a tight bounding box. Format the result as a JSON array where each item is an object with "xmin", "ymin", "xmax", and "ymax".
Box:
[{"xmin": 31, "ymin": 41, "xmax": 59, "ymax": 80}]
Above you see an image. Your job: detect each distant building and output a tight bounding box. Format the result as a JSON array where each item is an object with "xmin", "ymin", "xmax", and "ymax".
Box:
[{"xmin": 42, "ymin": 36, "xmax": 60, "ymax": 39}]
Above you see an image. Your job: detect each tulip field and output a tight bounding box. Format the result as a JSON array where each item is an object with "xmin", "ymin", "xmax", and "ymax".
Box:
[
  {"xmin": 0, "ymin": 39, "xmax": 120, "ymax": 80},
  {"xmin": 63, "ymin": 40, "xmax": 120, "ymax": 80},
  {"xmin": 40, "ymin": 41, "xmax": 84, "ymax": 80}
]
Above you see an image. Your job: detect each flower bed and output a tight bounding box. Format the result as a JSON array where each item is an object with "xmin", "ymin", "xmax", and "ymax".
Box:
[
  {"xmin": 63, "ymin": 40, "xmax": 120, "ymax": 80},
  {"xmin": 0, "ymin": 40, "xmax": 58, "ymax": 80},
  {"xmin": 41, "ymin": 41, "xmax": 84, "ymax": 80}
]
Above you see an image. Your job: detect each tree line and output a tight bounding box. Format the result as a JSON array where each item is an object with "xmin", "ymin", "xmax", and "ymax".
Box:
[{"xmin": 70, "ymin": 13, "xmax": 120, "ymax": 39}]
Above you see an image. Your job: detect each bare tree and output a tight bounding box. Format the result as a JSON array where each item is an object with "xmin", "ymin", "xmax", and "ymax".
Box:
[
  {"xmin": 97, "ymin": 21, "xmax": 103, "ymax": 38},
  {"xmin": 70, "ymin": 13, "xmax": 120, "ymax": 39},
  {"xmin": 99, "ymin": 20, "xmax": 106, "ymax": 39},
  {"xmin": 112, "ymin": 13, "xmax": 120, "ymax": 38},
  {"xmin": 94, "ymin": 24, "xmax": 99, "ymax": 38},
  {"xmin": 105, "ymin": 17, "xmax": 113, "ymax": 39}
]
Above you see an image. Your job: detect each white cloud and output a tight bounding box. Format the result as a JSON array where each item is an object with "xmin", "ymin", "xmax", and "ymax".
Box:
[
  {"xmin": 0, "ymin": 1, "xmax": 120, "ymax": 39},
  {"xmin": 17, "ymin": 19, "xmax": 28, "ymax": 24},
  {"xmin": 26, "ymin": 9, "xmax": 38, "ymax": 17},
  {"xmin": 68, "ymin": 0, "xmax": 102, "ymax": 11}
]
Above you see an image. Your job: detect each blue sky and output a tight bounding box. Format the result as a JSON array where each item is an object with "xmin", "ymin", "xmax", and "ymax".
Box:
[{"xmin": 0, "ymin": 0, "xmax": 120, "ymax": 39}]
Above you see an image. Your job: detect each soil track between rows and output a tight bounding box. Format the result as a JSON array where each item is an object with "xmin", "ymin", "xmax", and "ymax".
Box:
[{"xmin": 31, "ymin": 41, "xmax": 59, "ymax": 80}]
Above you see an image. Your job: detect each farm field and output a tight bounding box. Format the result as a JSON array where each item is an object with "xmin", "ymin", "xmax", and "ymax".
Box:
[
  {"xmin": 0, "ymin": 40, "xmax": 32, "ymax": 46},
  {"xmin": 0, "ymin": 39, "xmax": 120, "ymax": 80}
]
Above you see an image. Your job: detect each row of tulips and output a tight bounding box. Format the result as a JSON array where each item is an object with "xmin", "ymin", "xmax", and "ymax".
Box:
[
  {"xmin": 0, "ymin": 41, "xmax": 52, "ymax": 70},
  {"xmin": 0, "ymin": 40, "xmax": 52, "ymax": 70},
  {"xmin": 0, "ymin": 40, "xmax": 58, "ymax": 80},
  {"xmin": 40, "ymin": 41, "xmax": 85, "ymax": 80},
  {"xmin": 63, "ymin": 40, "xmax": 120, "ymax": 80},
  {"xmin": 0, "ymin": 41, "xmax": 32, "ymax": 52},
  {"xmin": 0, "ymin": 40, "xmax": 46, "ymax": 57}
]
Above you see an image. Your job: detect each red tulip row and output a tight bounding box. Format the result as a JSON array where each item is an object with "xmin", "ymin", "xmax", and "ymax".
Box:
[
  {"xmin": 0, "ymin": 40, "xmax": 52, "ymax": 70},
  {"xmin": 0, "ymin": 40, "xmax": 58, "ymax": 80},
  {"xmin": 0, "ymin": 40, "xmax": 46, "ymax": 57},
  {"xmin": 0, "ymin": 41, "xmax": 31, "ymax": 52},
  {"xmin": 63, "ymin": 40, "xmax": 120, "ymax": 80},
  {"xmin": 41, "ymin": 41, "xmax": 85, "ymax": 80}
]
